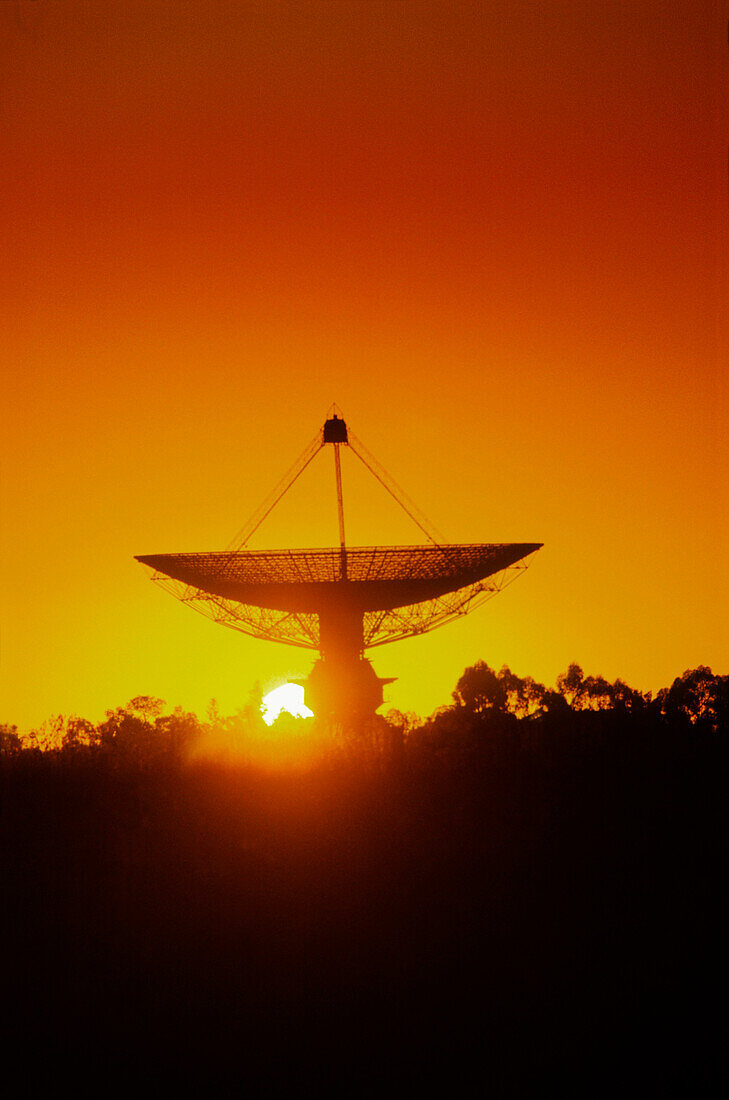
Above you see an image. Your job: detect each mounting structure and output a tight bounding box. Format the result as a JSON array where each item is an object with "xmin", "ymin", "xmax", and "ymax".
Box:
[{"xmin": 136, "ymin": 410, "xmax": 541, "ymax": 724}]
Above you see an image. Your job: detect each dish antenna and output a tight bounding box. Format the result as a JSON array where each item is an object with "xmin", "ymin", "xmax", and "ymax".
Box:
[{"xmin": 137, "ymin": 409, "xmax": 541, "ymax": 723}]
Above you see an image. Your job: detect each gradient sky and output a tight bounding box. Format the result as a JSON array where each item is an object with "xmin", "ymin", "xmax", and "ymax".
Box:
[{"xmin": 2, "ymin": 1, "xmax": 727, "ymax": 731}]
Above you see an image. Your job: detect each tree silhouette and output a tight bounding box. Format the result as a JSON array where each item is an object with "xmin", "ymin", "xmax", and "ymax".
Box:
[
  {"xmin": 0, "ymin": 724, "xmax": 21, "ymax": 755},
  {"xmin": 606, "ymin": 678, "xmax": 649, "ymax": 712},
  {"xmin": 497, "ymin": 665, "xmax": 546, "ymax": 717},
  {"xmin": 61, "ymin": 716, "xmax": 98, "ymax": 749},
  {"xmin": 658, "ymin": 666, "xmax": 729, "ymax": 732},
  {"xmin": 556, "ymin": 662, "xmax": 587, "ymax": 708},
  {"xmin": 95, "ymin": 698, "xmax": 200, "ymax": 763},
  {"xmin": 453, "ymin": 660, "xmax": 507, "ymax": 713}
]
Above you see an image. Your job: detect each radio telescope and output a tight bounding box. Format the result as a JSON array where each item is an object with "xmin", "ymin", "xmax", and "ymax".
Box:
[{"xmin": 136, "ymin": 411, "xmax": 541, "ymax": 723}]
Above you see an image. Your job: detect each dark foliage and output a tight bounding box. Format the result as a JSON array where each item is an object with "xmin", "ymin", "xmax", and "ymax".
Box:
[{"xmin": 1, "ymin": 667, "xmax": 726, "ymax": 1097}]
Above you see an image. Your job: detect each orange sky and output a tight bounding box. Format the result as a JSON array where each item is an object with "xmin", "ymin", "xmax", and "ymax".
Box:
[{"xmin": 1, "ymin": 1, "xmax": 727, "ymax": 731}]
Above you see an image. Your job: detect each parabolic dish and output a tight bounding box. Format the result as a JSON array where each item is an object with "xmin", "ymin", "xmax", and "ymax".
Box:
[{"xmin": 136, "ymin": 542, "xmax": 542, "ymax": 650}]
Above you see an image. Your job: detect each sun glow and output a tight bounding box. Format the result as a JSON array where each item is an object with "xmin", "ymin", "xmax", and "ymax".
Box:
[{"xmin": 261, "ymin": 684, "xmax": 314, "ymax": 726}]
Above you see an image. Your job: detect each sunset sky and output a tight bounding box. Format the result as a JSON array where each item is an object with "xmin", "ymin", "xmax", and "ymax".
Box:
[{"xmin": 1, "ymin": 1, "xmax": 726, "ymax": 732}]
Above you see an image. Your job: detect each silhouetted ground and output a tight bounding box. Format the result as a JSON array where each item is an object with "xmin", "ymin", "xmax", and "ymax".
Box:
[{"xmin": 2, "ymin": 681, "xmax": 727, "ymax": 1096}]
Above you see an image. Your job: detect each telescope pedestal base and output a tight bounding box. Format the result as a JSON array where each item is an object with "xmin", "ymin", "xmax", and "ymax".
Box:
[{"xmin": 299, "ymin": 657, "xmax": 395, "ymax": 726}]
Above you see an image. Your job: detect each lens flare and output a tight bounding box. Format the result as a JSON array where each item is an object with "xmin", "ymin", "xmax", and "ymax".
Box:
[{"xmin": 261, "ymin": 683, "xmax": 314, "ymax": 726}]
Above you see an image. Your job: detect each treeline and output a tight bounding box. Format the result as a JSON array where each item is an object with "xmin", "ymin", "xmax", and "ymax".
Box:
[
  {"xmin": 399, "ymin": 659, "xmax": 729, "ymax": 737},
  {"xmin": 2, "ymin": 662, "xmax": 727, "ymax": 760},
  {"xmin": 1, "ymin": 663, "xmax": 726, "ymax": 1096}
]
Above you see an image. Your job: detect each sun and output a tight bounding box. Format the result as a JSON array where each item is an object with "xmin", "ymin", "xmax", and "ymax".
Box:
[{"xmin": 261, "ymin": 683, "xmax": 314, "ymax": 726}]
